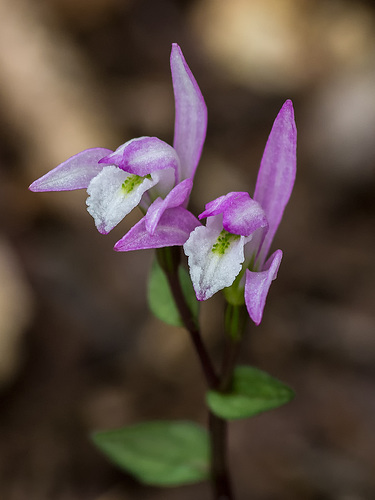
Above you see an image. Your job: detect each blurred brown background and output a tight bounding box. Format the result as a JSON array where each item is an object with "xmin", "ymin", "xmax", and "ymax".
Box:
[{"xmin": 0, "ymin": 0, "xmax": 375, "ymax": 499}]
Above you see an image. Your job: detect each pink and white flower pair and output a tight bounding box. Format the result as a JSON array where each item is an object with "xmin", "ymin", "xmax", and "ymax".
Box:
[{"xmin": 29, "ymin": 43, "xmax": 297, "ymax": 325}]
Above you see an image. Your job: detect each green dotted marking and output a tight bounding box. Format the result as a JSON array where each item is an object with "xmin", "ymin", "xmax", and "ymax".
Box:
[
  {"xmin": 212, "ymin": 230, "xmax": 240, "ymax": 255},
  {"xmin": 122, "ymin": 174, "xmax": 151, "ymax": 194}
]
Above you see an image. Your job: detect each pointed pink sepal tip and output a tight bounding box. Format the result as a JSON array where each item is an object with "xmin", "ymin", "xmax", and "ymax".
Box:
[
  {"xmin": 28, "ymin": 148, "xmax": 112, "ymax": 192},
  {"xmin": 170, "ymin": 43, "xmax": 207, "ymax": 182},
  {"xmin": 253, "ymin": 99, "xmax": 296, "ymax": 266}
]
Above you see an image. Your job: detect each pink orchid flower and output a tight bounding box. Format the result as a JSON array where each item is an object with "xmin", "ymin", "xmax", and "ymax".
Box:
[
  {"xmin": 30, "ymin": 44, "xmax": 206, "ymax": 248},
  {"xmin": 184, "ymin": 100, "xmax": 297, "ymax": 325}
]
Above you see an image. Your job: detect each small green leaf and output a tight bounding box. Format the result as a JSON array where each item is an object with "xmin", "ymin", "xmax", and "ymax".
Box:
[
  {"xmin": 92, "ymin": 421, "xmax": 209, "ymax": 486},
  {"xmin": 147, "ymin": 258, "xmax": 199, "ymax": 327},
  {"xmin": 207, "ymin": 365, "xmax": 294, "ymax": 420}
]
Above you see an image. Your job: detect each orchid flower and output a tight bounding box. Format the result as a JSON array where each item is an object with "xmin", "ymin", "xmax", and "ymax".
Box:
[
  {"xmin": 29, "ymin": 44, "xmax": 207, "ymax": 247},
  {"xmin": 184, "ymin": 100, "xmax": 297, "ymax": 325}
]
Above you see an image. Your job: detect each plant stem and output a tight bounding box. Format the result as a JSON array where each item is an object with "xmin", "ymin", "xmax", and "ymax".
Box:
[
  {"xmin": 219, "ymin": 336, "xmax": 241, "ymax": 392},
  {"xmin": 209, "ymin": 412, "xmax": 233, "ymax": 500},
  {"xmin": 157, "ymin": 247, "xmax": 218, "ymax": 388},
  {"xmin": 156, "ymin": 247, "xmax": 236, "ymax": 499},
  {"xmin": 207, "ymin": 320, "xmax": 244, "ymax": 500}
]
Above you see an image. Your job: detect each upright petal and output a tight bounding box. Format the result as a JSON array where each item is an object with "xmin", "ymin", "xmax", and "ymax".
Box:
[
  {"xmin": 114, "ymin": 206, "xmax": 201, "ymax": 251},
  {"xmin": 145, "ymin": 178, "xmax": 193, "ymax": 234},
  {"xmin": 29, "ymin": 148, "xmax": 112, "ymax": 192},
  {"xmin": 86, "ymin": 165, "xmax": 159, "ymax": 234},
  {"xmin": 244, "ymin": 249, "xmax": 282, "ymax": 325},
  {"xmin": 199, "ymin": 192, "xmax": 268, "ymax": 237},
  {"xmin": 254, "ymin": 100, "xmax": 297, "ymax": 266},
  {"xmin": 184, "ymin": 215, "xmax": 247, "ymax": 301},
  {"xmin": 170, "ymin": 43, "xmax": 207, "ymax": 182}
]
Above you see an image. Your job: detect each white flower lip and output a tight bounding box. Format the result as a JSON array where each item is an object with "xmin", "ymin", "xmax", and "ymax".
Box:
[
  {"xmin": 86, "ymin": 166, "xmax": 159, "ymax": 234},
  {"xmin": 184, "ymin": 215, "xmax": 247, "ymax": 301}
]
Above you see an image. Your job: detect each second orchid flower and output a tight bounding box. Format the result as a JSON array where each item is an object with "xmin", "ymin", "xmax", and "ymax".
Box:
[{"xmin": 184, "ymin": 100, "xmax": 297, "ymax": 325}]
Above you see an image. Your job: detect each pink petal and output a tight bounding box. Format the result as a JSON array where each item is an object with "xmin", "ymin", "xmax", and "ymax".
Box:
[
  {"xmin": 99, "ymin": 137, "xmax": 180, "ymax": 177},
  {"xmin": 114, "ymin": 206, "xmax": 201, "ymax": 251},
  {"xmin": 29, "ymin": 148, "xmax": 112, "ymax": 192},
  {"xmin": 170, "ymin": 43, "xmax": 207, "ymax": 182},
  {"xmin": 199, "ymin": 192, "xmax": 268, "ymax": 237},
  {"xmin": 244, "ymin": 249, "xmax": 282, "ymax": 325},
  {"xmin": 145, "ymin": 178, "xmax": 193, "ymax": 234}
]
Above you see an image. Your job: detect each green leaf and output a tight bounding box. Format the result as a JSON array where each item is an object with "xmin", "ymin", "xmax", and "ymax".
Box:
[
  {"xmin": 147, "ymin": 258, "xmax": 199, "ymax": 327},
  {"xmin": 92, "ymin": 421, "xmax": 209, "ymax": 486},
  {"xmin": 207, "ymin": 365, "xmax": 294, "ymax": 420}
]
